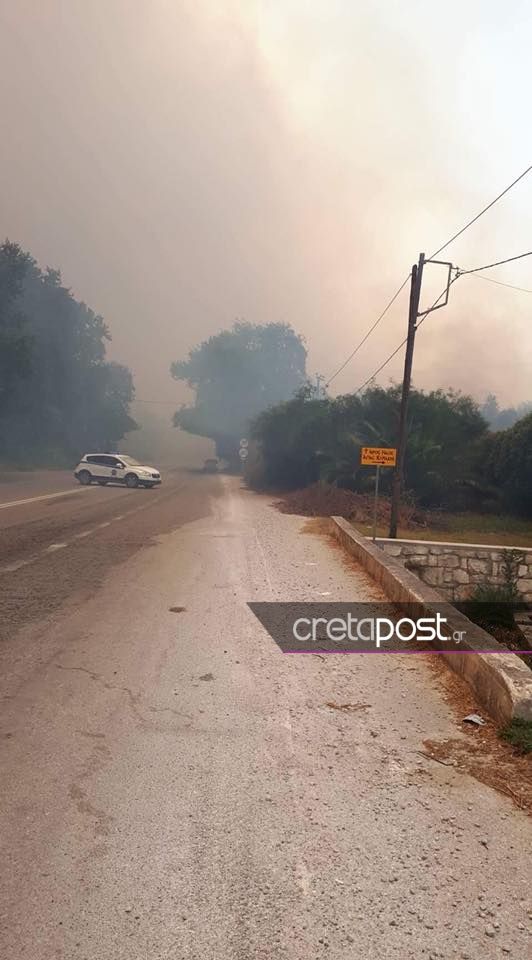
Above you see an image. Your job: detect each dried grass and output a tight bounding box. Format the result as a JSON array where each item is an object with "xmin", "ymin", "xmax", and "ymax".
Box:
[{"xmin": 274, "ymin": 483, "xmax": 424, "ymax": 527}]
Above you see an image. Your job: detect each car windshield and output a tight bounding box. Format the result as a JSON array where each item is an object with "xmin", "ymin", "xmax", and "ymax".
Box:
[{"xmin": 119, "ymin": 455, "xmax": 140, "ymax": 466}]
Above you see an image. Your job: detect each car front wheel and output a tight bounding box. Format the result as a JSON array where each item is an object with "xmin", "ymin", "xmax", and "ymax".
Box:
[
  {"xmin": 125, "ymin": 473, "xmax": 139, "ymax": 488},
  {"xmin": 78, "ymin": 470, "xmax": 92, "ymax": 485}
]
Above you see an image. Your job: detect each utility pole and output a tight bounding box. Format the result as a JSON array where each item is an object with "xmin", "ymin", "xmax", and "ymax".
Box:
[
  {"xmin": 388, "ymin": 252, "xmax": 425, "ymax": 538},
  {"xmin": 315, "ymin": 373, "xmax": 325, "ymax": 399}
]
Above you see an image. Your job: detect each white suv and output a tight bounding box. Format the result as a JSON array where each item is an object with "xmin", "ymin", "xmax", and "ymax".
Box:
[{"xmin": 74, "ymin": 454, "xmax": 162, "ymax": 489}]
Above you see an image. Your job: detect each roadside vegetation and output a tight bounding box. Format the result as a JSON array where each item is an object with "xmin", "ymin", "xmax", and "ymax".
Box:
[
  {"xmin": 500, "ymin": 718, "xmax": 532, "ymax": 755},
  {"xmin": 247, "ymin": 383, "xmax": 532, "ymax": 525},
  {"xmin": 457, "ymin": 554, "xmax": 532, "ymax": 664},
  {"xmin": 274, "ymin": 484, "xmax": 532, "ymax": 546},
  {"xmin": 0, "ymin": 240, "xmax": 136, "ymax": 466},
  {"xmin": 355, "ymin": 512, "xmax": 532, "ymax": 547}
]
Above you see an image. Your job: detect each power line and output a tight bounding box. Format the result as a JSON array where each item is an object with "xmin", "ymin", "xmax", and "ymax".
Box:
[
  {"xmin": 353, "ymin": 278, "xmax": 457, "ymax": 394},
  {"xmin": 457, "ymin": 249, "xmax": 532, "ymax": 276},
  {"xmin": 430, "ymin": 163, "xmax": 532, "ymax": 259},
  {"xmin": 468, "ymin": 273, "xmax": 532, "ymax": 294},
  {"xmin": 353, "ymin": 337, "xmax": 407, "ymax": 395},
  {"xmin": 134, "ymin": 241, "xmax": 531, "ymax": 405},
  {"xmin": 327, "ymin": 164, "xmax": 531, "ymax": 390},
  {"xmin": 326, "ymin": 274, "xmax": 411, "ymax": 387},
  {"xmin": 353, "ymin": 241, "xmax": 531, "ymax": 394},
  {"xmin": 415, "ymin": 275, "xmax": 459, "ymax": 330}
]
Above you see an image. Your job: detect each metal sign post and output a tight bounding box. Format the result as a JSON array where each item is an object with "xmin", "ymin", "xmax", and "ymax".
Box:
[
  {"xmin": 360, "ymin": 447, "xmax": 397, "ymax": 542},
  {"xmin": 372, "ymin": 465, "xmax": 380, "ymax": 543}
]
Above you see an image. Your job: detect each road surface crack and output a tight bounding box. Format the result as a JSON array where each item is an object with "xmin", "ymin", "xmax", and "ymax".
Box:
[{"xmin": 55, "ymin": 663, "xmax": 193, "ymax": 728}]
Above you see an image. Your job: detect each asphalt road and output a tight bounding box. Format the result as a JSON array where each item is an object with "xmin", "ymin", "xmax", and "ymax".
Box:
[
  {"xmin": 0, "ymin": 468, "xmax": 218, "ymax": 639},
  {"xmin": 0, "ymin": 471, "xmax": 530, "ymax": 959}
]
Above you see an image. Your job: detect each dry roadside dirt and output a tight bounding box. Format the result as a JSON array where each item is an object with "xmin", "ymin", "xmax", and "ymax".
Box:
[{"xmin": 304, "ymin": 515, "xmax": 532, "ymax": 816}]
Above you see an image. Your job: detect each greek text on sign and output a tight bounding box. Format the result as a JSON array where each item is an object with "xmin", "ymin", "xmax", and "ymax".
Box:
[{"xmin": 360, "ymin": 446, "xmax": 397, "ymax": 467}]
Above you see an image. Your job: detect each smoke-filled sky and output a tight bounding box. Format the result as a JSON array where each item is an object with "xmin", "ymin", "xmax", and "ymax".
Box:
[{"xmin": 1, "ymin": 0, "xmax": 531, "ymax": 409}]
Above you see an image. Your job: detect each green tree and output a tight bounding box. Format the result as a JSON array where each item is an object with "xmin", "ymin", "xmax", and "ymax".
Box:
[
  {"xmin": 0, "ymin": 241, "xmax": 32, "ymax": 413},
  {"xmin": 171, "ymin": 321, "xmax": 307, "ymax": 462},
  {"xmin": 249, "ymin": 383, "xmax": 489, "ymax": 507},
  {"xmin": 251, "ymin": 390, "xmax": 333, "ymax": 489},
  {"xmin": 0, "ymin": 241, "xmax": 137, "ymax": 465},
  {"xmin": 400, "ymin": 388, "xmax": 488, "ymax": 507},
  {"xmin": 480, "ymin": 393, "xmax": 532, "ymax": 430},
  {"xmin": 483, "ymin": 411, "xmax": 532, "ymax": 516}
]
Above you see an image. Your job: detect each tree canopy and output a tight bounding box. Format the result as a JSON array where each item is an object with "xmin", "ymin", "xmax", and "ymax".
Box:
[
  {"xmin": 480, "ymin": 393, "xmax": 532, "ymax": 430},
  {"xmin": 483, "ymin": 411, "xmax": 532, "ymax": 516},
  {"xmin": 0, "ymin": 240, "xmax": 136, "ymax": 465},
  {"xmin": 0, "ymin": 241, "xmax": 33, "ymax": 410},
  {"xmin": 171, "ymin": 321, "xmax": 307, "ymax": 461},
  {"xmin": 250, "ymin": 384, "xmax": 491, "ymax": 510},
  {"xmin": 250, "ymin": 379, "xmax": 532, "ymax": 517}
]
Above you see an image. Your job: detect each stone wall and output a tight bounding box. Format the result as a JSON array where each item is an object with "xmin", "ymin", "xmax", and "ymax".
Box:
[{"xmin": 375, "ymin": 537, "xmax": 532, "ymax": 602}]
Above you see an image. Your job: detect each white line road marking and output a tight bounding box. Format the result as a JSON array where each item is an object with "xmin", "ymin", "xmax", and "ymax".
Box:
[
  {"xmin": 0, "ymin": 487, "xmax": 163, "ymax": 575},
  {"xmin": 0, "ymin": 487, "xmax": 93, "ymax": 511}
]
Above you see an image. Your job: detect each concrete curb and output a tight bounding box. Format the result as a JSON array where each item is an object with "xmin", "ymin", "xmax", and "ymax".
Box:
[{"xmin": 330, "ymin": 516, "xmax": 532, "ymax": 724}]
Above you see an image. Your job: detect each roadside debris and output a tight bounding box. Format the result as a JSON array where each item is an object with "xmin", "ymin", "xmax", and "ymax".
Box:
[
  {"xmin": 417, "ymin": 750, "xmax": 456, "ymax": 767},
  {"xmin": 463, "ymin": 714, "xmax": 486, "ymax": 727},
  {"xmin": 326, "ymin": 701, "xmax": 370, "ymax": 713}
]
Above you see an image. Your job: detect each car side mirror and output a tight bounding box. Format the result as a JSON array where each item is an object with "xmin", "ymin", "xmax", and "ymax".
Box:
[{"xmin": 116, "ymin": 463, "xmax": 124, "ymax": 469}]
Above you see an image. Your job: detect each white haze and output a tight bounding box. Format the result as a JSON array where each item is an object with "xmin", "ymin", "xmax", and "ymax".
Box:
[{"xmin": 1, "ymin": 0, "xmax": 531, "ymax": 434}]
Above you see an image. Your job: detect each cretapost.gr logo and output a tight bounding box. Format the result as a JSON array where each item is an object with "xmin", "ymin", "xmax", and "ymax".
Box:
[
  {"xmin": 292, "ymin": 611, "xmax": 465, "ymax": 648},
  {"xmin": 247, "ymin": 602, "xmax": 488, "ymax": 654}
]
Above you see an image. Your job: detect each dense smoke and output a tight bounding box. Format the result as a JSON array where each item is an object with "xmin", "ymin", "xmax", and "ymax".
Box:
[{"xmin": 1, "ymin": 0, "xmax": 530, "ymax": 454}]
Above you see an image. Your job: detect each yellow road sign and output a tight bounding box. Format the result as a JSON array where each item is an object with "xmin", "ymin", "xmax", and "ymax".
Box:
[{"xmin": 360, "ymin": 446, "xmax": 397, "ymax": 467}]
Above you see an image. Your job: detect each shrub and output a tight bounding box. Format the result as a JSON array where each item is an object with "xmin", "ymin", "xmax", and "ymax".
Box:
[
  {"xmin": 500, "ymin": 718, "xmax": 532, "ymax": 754},
  {"xmin": 459, "ymin": 583, "xmax": 519, "ymax": 630}
]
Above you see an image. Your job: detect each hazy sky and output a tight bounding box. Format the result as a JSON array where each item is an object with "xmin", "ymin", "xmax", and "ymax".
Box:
[{"xmin": 1, "ymin": 0, "xmax": 531, "ymax": 411}]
